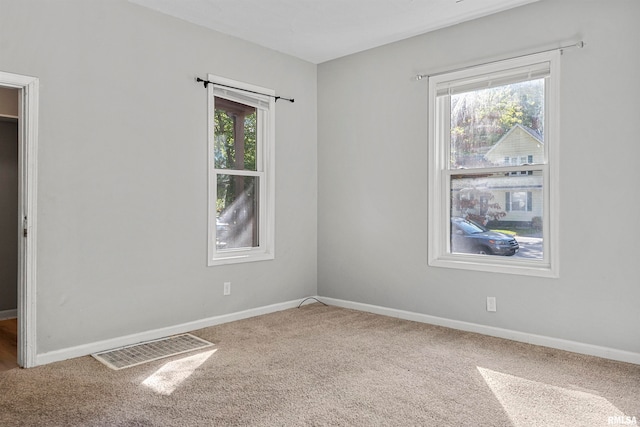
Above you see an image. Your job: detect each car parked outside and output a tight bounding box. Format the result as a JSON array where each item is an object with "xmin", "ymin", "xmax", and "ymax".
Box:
[{"xmin": 451, "ymin": 217, "xmax": 519, "ymax": 256}]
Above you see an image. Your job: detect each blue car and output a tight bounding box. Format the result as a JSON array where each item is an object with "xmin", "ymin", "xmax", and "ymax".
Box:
[{"xmin": 451, "ymin": 217, "xmax": 519, "ymax": 256}]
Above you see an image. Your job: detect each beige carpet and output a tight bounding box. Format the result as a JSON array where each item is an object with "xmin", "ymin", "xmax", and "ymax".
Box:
[{"xmin": 1, "ymin": 303, "xmax": 638, "ymax": 426}]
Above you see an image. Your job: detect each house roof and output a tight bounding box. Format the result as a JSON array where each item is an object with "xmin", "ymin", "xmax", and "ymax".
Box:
[{"xmin": 484, "ymin": 124, "xmax": 543, "ymax": 159}]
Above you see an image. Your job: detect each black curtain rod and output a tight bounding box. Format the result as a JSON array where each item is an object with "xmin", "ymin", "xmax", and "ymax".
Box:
[{"xmin": 196, "ymin": 77, "xmax": 294, "ymax": 103}]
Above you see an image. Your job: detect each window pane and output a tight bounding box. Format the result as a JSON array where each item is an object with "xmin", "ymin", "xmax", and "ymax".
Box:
[
  {"xmin": 216, "ymin": 175, "xmax": 259, "ymax": 250},
  {"xmin": 450, "ymin": 79, "xmax": 544, "ymax": 169},
  {"xmin": 214, "ymin": 97, "xmax": 257, "ymax": 171},
  {"xmin": 450, "ymin": 172, "xmax": 543, "ymax": 259}
]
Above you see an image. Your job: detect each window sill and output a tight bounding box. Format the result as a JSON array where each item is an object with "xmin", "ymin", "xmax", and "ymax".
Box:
[
  {"xmin": 208, "ymin": 252, "xmax": 275, "ymax": 267},
  {"xmin": 429, "ymin": 254, "xmax": 558, "ymax": 278}
]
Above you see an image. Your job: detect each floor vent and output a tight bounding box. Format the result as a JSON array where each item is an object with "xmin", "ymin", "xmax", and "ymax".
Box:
[{"xmin": 92, "ymin": 334, "xmax": 214, "ymax": 370}]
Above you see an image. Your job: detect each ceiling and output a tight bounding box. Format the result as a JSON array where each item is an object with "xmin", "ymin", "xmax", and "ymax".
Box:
[{"xmin": 129, "ymin": 0, "xmax": 539, "ymax": 64}]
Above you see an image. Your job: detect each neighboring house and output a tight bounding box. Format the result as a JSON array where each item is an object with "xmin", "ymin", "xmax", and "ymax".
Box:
[
  {"xmin": 484, "ymin": 124, "xmax": 544, "ymax": 167},
  {"xmin": 452, "ymin": 124, "xmax": 544, "ymax": 227}
]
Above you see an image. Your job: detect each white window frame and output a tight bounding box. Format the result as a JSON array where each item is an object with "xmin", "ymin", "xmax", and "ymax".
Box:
[
  {"xmin": 207, "ymin": 74, "xmax": 275, "ymax": 266},
  {"xmin": 428, "ymin": 51, "xmax": 560, "ymax": 277}
]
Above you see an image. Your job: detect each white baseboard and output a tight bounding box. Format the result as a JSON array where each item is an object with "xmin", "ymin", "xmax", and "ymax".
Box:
[
  {"xmin": 34, "ymin": 296, "xmax": 640, "ymax": 367},
  {"xmin": 318, "ymin": 297, "xmax": 640, "ymax": 366},
  {"xmin": 35, "ymin": 298, "xmax": 307, "ymax": 366},
  {"xmin": 0, "ymin": 309, "xmax": 17, "ymax": 320}
]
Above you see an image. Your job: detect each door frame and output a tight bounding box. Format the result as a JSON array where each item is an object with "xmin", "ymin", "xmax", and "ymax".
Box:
[{"xmin": 0, "ymin": 71, "xmax": 38, "ymax": 368}]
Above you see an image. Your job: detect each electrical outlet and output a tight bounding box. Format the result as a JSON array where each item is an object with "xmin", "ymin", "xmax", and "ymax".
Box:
[
  {"xmin": 223, "ymin": 282, "xmax": 231, "ymax": 296},
  {"xmin": 487, "ymin": 297, "xmax": 497, "ymax": 312}
]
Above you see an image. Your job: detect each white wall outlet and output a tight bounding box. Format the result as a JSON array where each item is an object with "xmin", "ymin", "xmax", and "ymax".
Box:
[
  {"xmin": 487, "ymin": 297, "xmax": 497, "ymax": 312},
  {"xmin": 223, "ymin": 282, "xmax": 231, "ymax": 296}
]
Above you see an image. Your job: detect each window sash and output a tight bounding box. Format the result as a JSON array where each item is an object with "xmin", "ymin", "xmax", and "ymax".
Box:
[
  {"xmin": 213, "ymin": 98, "xmax": 266, "ymax": 173},
  {"xmin": 214, "ymin": 173, "xmax": 262, "ymax": 250},
  {"xmin": 212, "ymin": 100, "xmax": 266, "ymax": 254}
]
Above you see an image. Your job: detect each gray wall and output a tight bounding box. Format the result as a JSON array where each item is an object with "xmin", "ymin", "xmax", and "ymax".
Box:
[
  {"xmin": 1, "ymin": 0, "xmax": 638, "ymax": 360},
  {"xmin": 0, "ymin": 118, "xmax": 18, "ymax": 312},
  {"xmin": 0, "ymin": 0, "xmax": 317, "ymax": 353},
  {"xmin": 318, "ymin": 0, "xmax": 640, "ymax": 354}
]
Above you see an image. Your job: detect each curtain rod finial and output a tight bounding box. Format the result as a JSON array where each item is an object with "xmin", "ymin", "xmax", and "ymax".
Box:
[{"xmin": 196, "ymin": 77, "xmax": 209, "ymax": 88}]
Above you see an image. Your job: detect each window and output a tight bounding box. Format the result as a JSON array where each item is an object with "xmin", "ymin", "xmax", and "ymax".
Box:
[
  {"xmin": 208, "ymin": 75, "xmax": 275, "ymax": 265},
  {"xmin": 506, "ymin": 191, "xmax": 532, "ymax": 212},
  {"xmin": 507, "ymin": 156, "xmax": 534, "ymax": 175},
  {"xmin": 428, "ymin": 51, "xmax": 559, "ymax": 277}
]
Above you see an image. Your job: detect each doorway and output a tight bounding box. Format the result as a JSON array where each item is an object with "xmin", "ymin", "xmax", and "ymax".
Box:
[
  {"xmin": 0, "ymin": 90, "xmax": 19, "ymax": 369},
  {"xmin": 0, "ymin": 72, "xmax": 39, "ymax": 368}
]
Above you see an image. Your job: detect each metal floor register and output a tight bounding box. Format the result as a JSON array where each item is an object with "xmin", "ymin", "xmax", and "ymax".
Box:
[{"xmin": 92, "ymin": 334, "xmax": 215, "ymax": 370}]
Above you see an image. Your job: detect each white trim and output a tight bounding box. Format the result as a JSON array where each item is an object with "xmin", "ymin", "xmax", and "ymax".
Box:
[
  {"xmin": 0, "ymin": 71, "xmax": 38, "ymax": 368},
  {"xmin": 35, "ymin": 298, "xmax": 305, "ymax": 366},
  {"xmin": 33, "ymin": 296, "xmax": 640, "ymax": 367},
  {"xmin": 546, "ymin": 50, "xmax": 561, "ymax": 277},
  {"xmin": 0, "ymin": 309, "xmax": 18, "ymax": 320},
  {"xmin": 319, "ymin": 297, "xmax": 640, "ymax": 366}
]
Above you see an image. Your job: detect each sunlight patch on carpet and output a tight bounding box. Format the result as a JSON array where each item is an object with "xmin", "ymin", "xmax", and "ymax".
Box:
[
  {"xmin": 477, "ymin": 366, "xmax": 626, "ymax": 427},
  {"xmin": 92, "ymin": 334, "xmax": 214, "ymax": 370},
  {"xmin": 142, "ymin": 349, "xmax": 217, "ymax": 395}
]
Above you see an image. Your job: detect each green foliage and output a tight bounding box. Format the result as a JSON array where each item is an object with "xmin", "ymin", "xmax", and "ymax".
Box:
[
  {"xmin": 490, "ymin": 229, "xmax": 517, "ymax": 236},
  {"xmin": 214, "ymin": 106, "xmax": 258, "ymax": 214},
  {"xmin": 450, "ymin": 79, "xmax": 544, "ymax": 166},
  {"xmin": 214, "ymin": 109, "xmax": 257, "ymax": 170}
]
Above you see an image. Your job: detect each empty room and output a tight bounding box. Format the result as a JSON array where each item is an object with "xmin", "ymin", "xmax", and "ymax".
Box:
[{"xmin": 0, "ymin": 0, "xmax": 638, "ymax": 425}]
